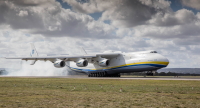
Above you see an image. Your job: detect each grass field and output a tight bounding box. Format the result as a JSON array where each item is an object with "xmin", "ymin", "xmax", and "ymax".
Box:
[{"xmin": 0, "ymin": 78, "xmax": 200, "ymax": 108}]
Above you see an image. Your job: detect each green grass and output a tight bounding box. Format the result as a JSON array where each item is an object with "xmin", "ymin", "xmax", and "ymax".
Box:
[{"xmin": 0, "ymin": 78, "xmax": 200, "ymax": 108}]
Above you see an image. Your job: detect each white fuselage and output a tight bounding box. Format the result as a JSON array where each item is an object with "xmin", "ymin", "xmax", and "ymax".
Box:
[{"xmin": 67, "ymin": 51, "xmax": 169, "ymax": 75}]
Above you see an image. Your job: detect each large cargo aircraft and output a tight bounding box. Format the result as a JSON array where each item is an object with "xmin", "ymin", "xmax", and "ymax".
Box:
[{"xmin": 6, "ymin": 43, "xmax": 169, "ymax": 77}]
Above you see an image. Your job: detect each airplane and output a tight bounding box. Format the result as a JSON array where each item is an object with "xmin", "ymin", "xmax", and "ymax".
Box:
[{"xmin": 6, "ymin": 43, "xmax": 169, "ymax": 77}]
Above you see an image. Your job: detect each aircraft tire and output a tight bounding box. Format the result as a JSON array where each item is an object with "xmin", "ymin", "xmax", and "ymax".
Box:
[
  {"xmin": 101, "ymin": 72, "xmax": 104, "ymax": 77},
  {"xmin": 103, "ymin": 72, "xmax": 106, "ymax": 77},
  {"xmin": 98, "ymin": 73, "xmax": 101, "ymax": 77},
  {"xmin": 99, "ymin": 73, "xmax": 102, "ymax": 77},
  {"xmin": 95, "ymin": 73, "xmax": 97, "ymax": 77}
]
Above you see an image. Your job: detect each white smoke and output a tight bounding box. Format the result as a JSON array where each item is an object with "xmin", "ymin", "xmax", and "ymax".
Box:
[{"xmin": 5, "ymin": 60, "xmax": 68, "ymax": 76}]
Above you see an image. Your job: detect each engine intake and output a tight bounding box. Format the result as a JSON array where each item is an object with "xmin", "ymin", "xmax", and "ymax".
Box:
[
  {"xmin": 76, "ymin": 59, "xmax": 88, "ymax": 67},
  {"xmin": 99, "ymin": 59, "xmax": 110, "ymax": 67},
  {"xmin": 54, "ymin": 60, "xmax": 65, "ymax": 68}
]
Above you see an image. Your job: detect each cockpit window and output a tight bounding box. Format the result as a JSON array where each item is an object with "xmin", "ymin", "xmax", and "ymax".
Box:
[{"xmin": 150, "ymin": 51, "xmax": 157, "ymax": 53}]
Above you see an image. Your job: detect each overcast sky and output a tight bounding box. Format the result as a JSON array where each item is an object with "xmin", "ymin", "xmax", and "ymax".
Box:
[{"xmin": 0, "ymin": 0, "xmax": 200, "ymax": 68}]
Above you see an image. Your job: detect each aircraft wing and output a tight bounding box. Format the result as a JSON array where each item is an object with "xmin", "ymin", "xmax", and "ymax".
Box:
[
  {"xmin": 96, "ymin": 53, "xmax": 120, "ymax": 58},
  {"xmin": 5, "ymin": 43, "xmax": 120, "ymax": 65},
  {"xmin": 5, "ymin": 53, "xmax": 120, "ymax": 62},
  {"xmin": 6, "ymin": 55, "xmax": 95, "ymax": 61}
]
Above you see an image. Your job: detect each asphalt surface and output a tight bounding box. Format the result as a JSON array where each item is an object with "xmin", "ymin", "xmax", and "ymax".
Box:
[{"xmin": 1, "ymin": 75, "xmax": 200, "ymax": 80}]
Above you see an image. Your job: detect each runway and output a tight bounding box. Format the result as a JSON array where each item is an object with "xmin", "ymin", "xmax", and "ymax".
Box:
[{"xmin": 1, "ymin": 75, "xmax": 200, "ymax": 80}]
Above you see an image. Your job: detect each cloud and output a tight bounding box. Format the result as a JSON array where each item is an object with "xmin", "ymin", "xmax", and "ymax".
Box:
[
  {"xmin": 131, "ymin": 11, "xmax": 200, "ymax": 40},
  {"xmin": 0, "ymin": 1, "xmax": 45, "ymax": 29},
  {"xmin": 149, "ymin": 9, "xmax": 198, "ymax": 26},
  {"xmin": 0, "ymin": 0, "xmax": 115, "ymax": 38},
  {"xmin": 34, "ymin": 9, "xmax": 115, "ymax": 38},
  {"xmin": 7, "ymin": 0, "xmax": 54, "ymax": 6},
  {"xmin": 64, "ymin": 0, "xmax": 200, "ymax": 28},
  {"xmin": 64, "ymin": 0, "xmax": 172, "ymax": 27},
  {"xmin": 63, "ymin": 0, "xmax": 113, "ymax": 14},
  {"xmin": 18, "ymin": 10, "xmax": 29, "ymax": 17},
  {"xmin": 181, "ymin": 0, "xmax": 200, "ymax": 10}
]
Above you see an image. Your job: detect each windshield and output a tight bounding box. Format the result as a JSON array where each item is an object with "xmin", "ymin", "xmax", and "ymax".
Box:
[{"xmin": 150, "ymin": 51, "xmax": 157, "ymax": 53}]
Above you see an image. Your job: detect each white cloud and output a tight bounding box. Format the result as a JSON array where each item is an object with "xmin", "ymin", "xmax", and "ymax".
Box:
[
  {"xmin": 64, "ymin": 0, "xmax": 200, "ymax": 28},
  {"xmin": 63, "ymin": 0, "xmax": 114, "ymax": 14},
  {"xmin": 0, "ymin": 0, "xmax": 116, "ymax": 38},
  {"xmin": 18, "ymin": 10, "xmax": 28, "ymax": 17},
  {"xmin": 149, "ymin": 9, "xmax": 198, "ymax": 26},
  {"xmin": 64, "ymin": 0, "xmax": 172, "ymax": 27},
  {"xmin": 181, "ymin": 0, "xmax": 200, "ymax": 10},
  {"xmin": 100, "ymin": 0, "xmax": 171, "ymax": 27}
]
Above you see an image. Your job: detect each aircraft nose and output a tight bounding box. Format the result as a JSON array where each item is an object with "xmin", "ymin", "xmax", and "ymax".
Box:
[
  {"xmin": 162, "ymin": 55, "xmax": 169, "ymax": 62},
  {"xmin": 159, "ymin": 54, "xmax": 169, "ymax": 66},
  {"xmin": 164, "ymin": 57, "xmax": 169, "ymax": 65}
]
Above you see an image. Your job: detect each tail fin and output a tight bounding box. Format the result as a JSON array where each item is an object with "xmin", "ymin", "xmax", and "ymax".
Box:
[
  {"xmin": 80, "ymin": 47, "xmax": 87, "ymax": 54},
  {"xmin": 30, "ymin": 43, "xmax": 38, "ymax": 65},
  {"xmin": 30, "ymin": 43, "xmax": 38, "ymax": 57}
]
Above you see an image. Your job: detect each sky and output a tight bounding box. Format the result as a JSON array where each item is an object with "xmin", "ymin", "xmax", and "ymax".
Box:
[{"xmin": 0, "ymin": 0, "xmax": 200, "ymax": 69}]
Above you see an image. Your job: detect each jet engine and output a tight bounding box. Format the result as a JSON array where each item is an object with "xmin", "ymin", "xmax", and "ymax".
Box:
[
  {"xmin": 99, "ymin": 59, "xmax": 110, "ymax": 67},
  {"xmin": 54, "ymin": 60, "xmax": 66, "ymax": 68},
  {"xmin": 76, "ymin": 59, "xmax": 88, "ymax": 67}
]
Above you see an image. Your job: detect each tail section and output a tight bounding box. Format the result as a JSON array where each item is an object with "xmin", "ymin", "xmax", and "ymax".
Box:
[
  {"xmin": 80, "ymin": 47, "xmax": 87, "ymax": 54},
  {"xmin": 30, "ymin": 43, "xmax": 38, "ymax": 65},
  {"xmin": 30, "ymin": 43, "xmax": 38, "ymax": 57}
]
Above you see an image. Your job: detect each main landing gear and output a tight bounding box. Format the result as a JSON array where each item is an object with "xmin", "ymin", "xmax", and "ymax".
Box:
[
  {"xmin": 145, "ymin": 71, "xmax": 156, "ymax": 76},
  {"xmin": 88, "ymin": 72, "xmax": 120, "ymax": 77}
]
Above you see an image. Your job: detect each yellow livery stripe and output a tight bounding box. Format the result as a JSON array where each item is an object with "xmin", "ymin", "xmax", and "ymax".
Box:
[{"xmin": 91, "ymin": 61, "xmax": 169, "ymax": 70}]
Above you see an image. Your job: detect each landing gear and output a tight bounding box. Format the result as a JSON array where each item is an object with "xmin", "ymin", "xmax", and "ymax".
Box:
[
  {"xmin": 146, "ymin": 72, "xmax": 154, "ymax": 76},
  {"xmin": 146, "ymin": 71, "xmax": 156, "ymax": 76},
  {"xmin": 88, "ymin": 72, "xmax": 120, "ymax": 77}
]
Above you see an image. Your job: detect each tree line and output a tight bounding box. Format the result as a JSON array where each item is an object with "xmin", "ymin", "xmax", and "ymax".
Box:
[{"xmin": 121, "ymin": 72, "xmax": 200, "ymax": 76}]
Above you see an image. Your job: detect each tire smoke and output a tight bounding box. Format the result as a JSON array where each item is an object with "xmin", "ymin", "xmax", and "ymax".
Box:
[{"xmin": 5, "ymin": 60, "xmax": 68, "ymax": 76}]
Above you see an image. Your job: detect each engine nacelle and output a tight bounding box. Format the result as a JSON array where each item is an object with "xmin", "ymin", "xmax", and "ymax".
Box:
[
  {"xmin": 54, "ymin": 60, "xmax": 66, "ymax": 68},
  {"xmin": 99, "ymin": 59, "xmax": 110, "ymax": 67},
  {"xmin": 76, "ymin": 59, "xmax": 88, "ymax": 67}
]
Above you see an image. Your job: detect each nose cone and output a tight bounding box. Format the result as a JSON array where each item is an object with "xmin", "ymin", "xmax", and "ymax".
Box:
[
  {"xmin": 158, "ymin": 54, "xmax": 169, "ymax": 67},
  {"xmin": 164, "ymin": 57, "xmax": 169, "ymax": 66},
  {"xmin": 146, "ymin": 53, "xmax": 170, "ymax": 68}
]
